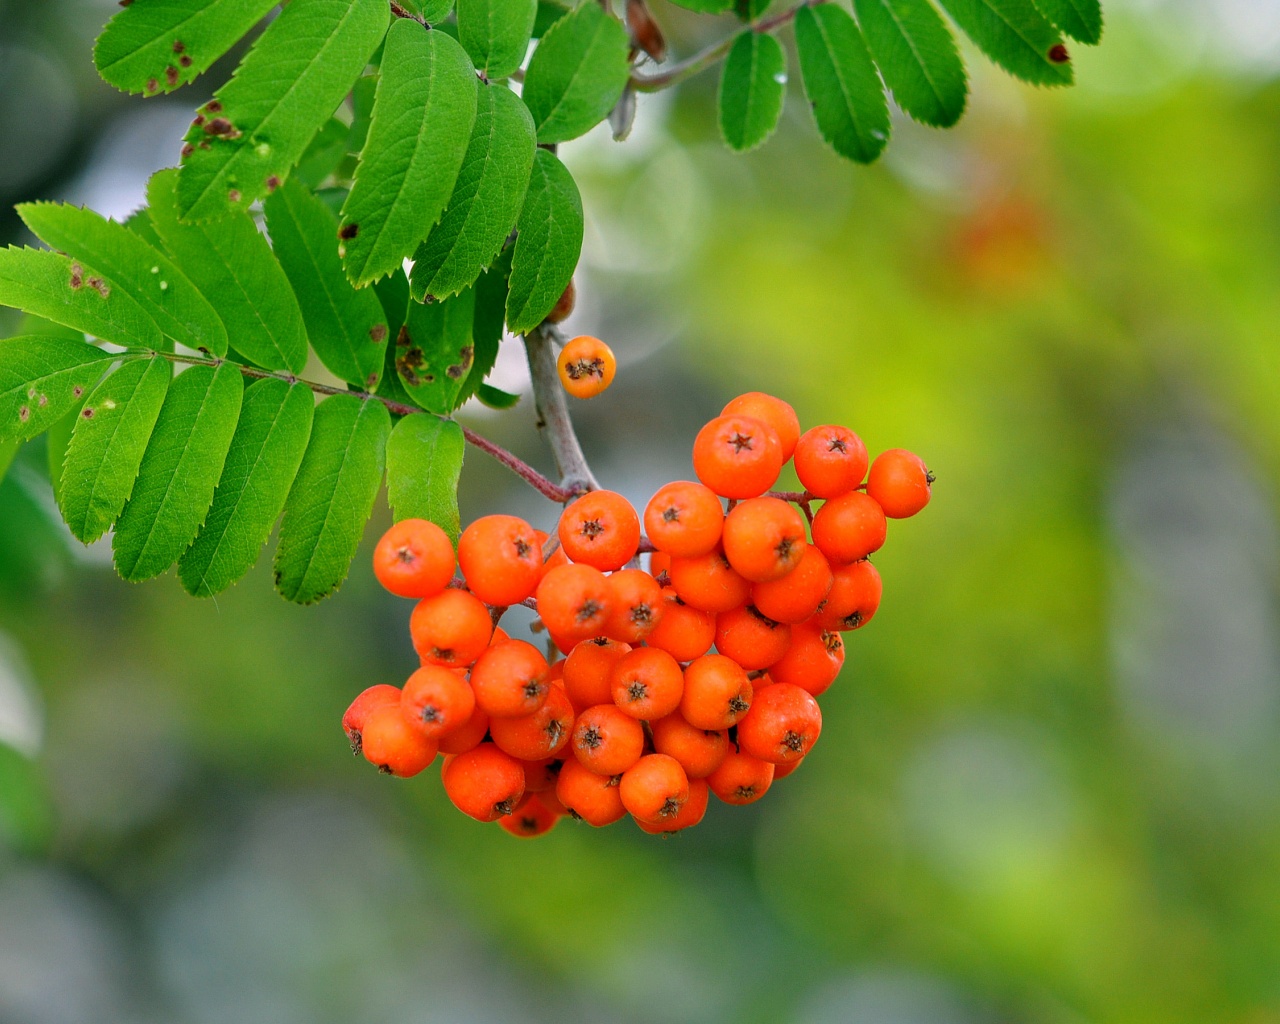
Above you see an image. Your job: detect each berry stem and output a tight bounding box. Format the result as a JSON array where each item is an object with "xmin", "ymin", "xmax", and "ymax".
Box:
[
  {"xmin": 630, "ymin": 2, "xmax": 815, "ymax": 93},
  {"xmin": 523, "ymin": 324, "xmax": 599, "ymax": 498},
  {"xmin": 136, "ymin": 348, "xmax": 576, "ymax": 503}
]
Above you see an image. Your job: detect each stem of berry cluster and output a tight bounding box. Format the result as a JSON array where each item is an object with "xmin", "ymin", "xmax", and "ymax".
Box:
[{"xmin": 523, "ymin": 323, "xmax": 599, "ymax": 498}]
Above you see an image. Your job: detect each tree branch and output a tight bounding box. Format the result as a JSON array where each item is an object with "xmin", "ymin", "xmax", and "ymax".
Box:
[
  {"xmin": 523, "ymin": 324, "xmax": 599, "ymax": 498},
  {"xmin": 630, "ymin": 2, "xmax": 814, "ymax": 93}
]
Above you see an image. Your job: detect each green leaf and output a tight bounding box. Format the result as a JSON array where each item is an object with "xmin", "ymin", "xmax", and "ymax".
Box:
[
  {"xmin": 348, "ymin": 74, "xmax": 379, "ymax": 154},
  {"xmin": 176, "ymin": 0, "xmax": 389, "ymax": 220},
  {"xmin": 477, "ymin": 383, "xmax": 520, "ymax": 409},
  {"xmin": 936, "ymin": 0, "xmax": 1073, "ymax": 85},
  {"xmin": 458, "ymin": 247, "xmax": 511, "ymax": 407},
  {"xmin": 667, "ymin": 0, "xmax": 734, "ymax": 13},
  {"xmin": 736, "ymin": 0, "xmax": 771, "ymax": 21},
  {"xmin": 295, "ymin": 117, "xmax": 352, "ymax": 188},
  {"xmin": 505, "ymin": 149, "xmax": 583, "ymax": 333},
  {"xmin": 264, "ymin": 178, "xmax": 388, "ymax": 389},
  {"xmin": 458, "ymin": 0, "xmax": 537, "ymax": 79},
  {"xmin": 179, "ymin": 379, "xmax": 315, "ymax": 597},
  {"xmin": 123, "ymin": 208, "xmax": 165, "ymax": 250},
  {"xmin": 61, "ymin": 357, "xmax": 172, "ymax": 544},
  {"xmin": 420, "ymin": 0, "xmax": 458, "ymax": 22},
  {"xmin": 46, "ymin": 405, "xmax": 79, "ymax": 510},
  {"xmin": 148, "ymin": 169, "xmax": 309, "ymax": 374},
  {"xmin": 0, "ymin": 439, "xmax": 19, "ymax": 485},
  {"xmin": 18, "ymin": 203, "xmax": 228, "ymax": 356},
  {"xmin": 386, "ymin": 414, "xmax": 465, "ymax": 541},
  {"xmin": 0, "ymin": 336, "xmax": 113, "ymax": 442},
  {"xmin": 0, "ymin": 248, "xmax": 163, "ymax": 350},
  {"xmin": 410, "ymin": 84, "xmax": 536, "ymax": 302},
  {"xmin": 340, "ymin": 22, "xmax": 479, "ymax": 286},
  {"xmin": 533, "ymin": 0, "xmax": 572, "ymax": 36},
  {"xmin": 396, "ymin": 288, "xmax": 477, "ymax": 413},
  {"xmin": 522, "ymin": 1, "xmax": 630, "ymax": 144},
  {"xmin": 112, "ymin": 362, "xmax": 244, "ymax": 582},
  {"xmin": 373, "ymin": 270, "xmax": 420, "ymax": 408},
  {"xmin": 93, "ymin": 0, "xmax": 278, "ymax": 96},
  {"xmin": 273, "ymin": 395, "xmax": 390, "ymax": 604},
  {"xmin": 1031, "ymin": 0, "xmax": 1101, "ymax": 45},
  {"xmin": 718, "ymin": 31, "xmax": 787, "ymax": 152},
  {"xmin": 853, "ymin": 0, "xmax": 967, "ymax": 127},
  {"xmin": 795, "ymin": 4, "xmax": 892, "ymax": 163}
]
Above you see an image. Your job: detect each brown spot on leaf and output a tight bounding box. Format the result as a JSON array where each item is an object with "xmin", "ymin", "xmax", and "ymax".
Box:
[
  {"xmin": 1048, "ymin": 43, "xmax": 1070, "ymax": 63},
  {"xmin": 72, "ymin": 386, "xmax": 83, "ymax": 398},
  {"xmin": 228, "ymin": 189, "xmax": 241, "ymax": 203},
  {"xmin": 265, "ymin": 175, "xmax": 281, "ymax": 192},
  {"xmin": 193, "ymin": 114, "xmax": 205, "ymax": 127},
  {"xmin": 366, "ymin": 372, "xmax": 379, "ymax": 389},
  {"xmin": 204, "ymin": 117, "xmax": 238, "ymax": 138},
  {"xmin": 206, "ymin": 100, "xmax": 222, "ymax": 113},
  {"xmin": 181, "ymin": 143, "xmax": 195, "ymax": 159},
  {"xmin": 165, "ymin": 65, "xmax": 179, "ymax": 86},
  {"xmin": 338, "ymin": 222, "xmax": 359, "ymax": 240},
  {"xmin": 146, "ymin": 77, "xmax": 158, "ymax": 92},
  {"xmin": 179, "ymin": 55, "xmax": 193, "ymax": 68},
  {"xmin": 119, "ymin": 0, "xmax": 133, "ymax": 6},
  {"xmin": 38, "ymin": 394, "xmax": 48, "ymax": 408},
  {"xmin": 198, "ymin": 141, "xmax": 210, "ymax": 150},
  {"xmin": 18, "ymin": 406, "xmax": 29, "ymax": 422},
  {"xmin": 446, "ymin": 345, "xmax": 473, "ymax": 380},
  {"xmin": 87, "ymin": 277, "xmax": 110, "ymax": 298},
  {"xmin": 395, "ymin": 325, "xmax": 411, "ymax": 349},
  {"xmin": 69, "ymin": 263, "xmax": 83, "ymax": 289},
  {"xmin": 172, "ymin": 39, "xmax": 185, "ymax": 54},
  {"xmin": 81, "ymin": 408, "xmax": 94, "ymax": 419},
  {"xmin": 396, "ymin": 347, "xmax": 430, "ymax": 387},
  {"xmin": 369, "ymin": 324, "xmax": 387, "ymax": 343}
]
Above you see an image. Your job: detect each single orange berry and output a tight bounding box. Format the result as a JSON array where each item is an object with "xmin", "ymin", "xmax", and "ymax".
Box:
[
  {"xmin": 769, "ymin": 619, "xmax": 844, "ymax": 696},
  {"xmin": 620, "ymin": 753, "xmax": 690, "ymax": 824},
  {"xmin": 866, "ymin": 448, "xmax": 933, "ymax": 518},
  {"xmin": 680, "ymin": 654, "xmax": 753, "ymax": 730},
  {"xmin": 818, "ymin": 559, "xmax": 882, "ymax": 631},
  {"xmin": 811, "ymin": 491, "xmax": 887, "ymax": 565},
  {"xmin": 401, "ymin": 665, "xmax": 477, "ymax": 740},
  {"xmin": 557, "ymin": 335, "xmax": 617, "ymax": 399},
  {"xmin": 721, "ymin": 496, "xmax": 808, "ymax": 582},
  {"xmin": 520, "ymin": 757, "xmax": 563, "ymax": 793},
  {"xmin": 736, "ymin": 682, "xmax": 822, "ymax": 764},
  {"xmin": 498, "ymin": 793, "xmax": 560, "ymax": 837},
  {"xmin": 555, "ymin": 756, "xmax": 627, "ymax": 826},
  {"xmin": 650, "ymin": 714, "xmax": 729, "ymax": 779},
  {"xmin": 570, "ymin": 703, "xmax": 645, "ymax": 776},
  {"xmin": 646, "ymin": 591, "xmax": 716, "ymax": 662},
  {"xmin": 535, "ymin": 563, "xmax": 613, "ymax": 641},
  {"xmin": 458, "ymin": 514, "xmax": 543, "ymax": 606},
  {"xmin": 706, "ymin": 748, "xmax": 774, "ymax": 805},
  {"xmin": 563, "ymin": 637, "xmax": 632, "ymax": 710},
  {"xmin": 360, "ymin": 704, "xmax": 438, "ymax": 778},
  {"xmin": 342, "ymin": 684, "xmax": 402, "ymax": 755},
  {"xmin": 610, "ymin": 646, "xmax": 684, "ymax": 720},
  {"xmin": 793, "ymin": 426, "xmax": 868, "ymax": 498},
  {"xmin": 372, "ymin": 518, "xmax": 456, "ymax": 598},
  {"xmin": 668, "ymin": 547, "xmax": 752, "ymax": 613},
  {"xmin": 637, "ymin": 778, "xmax": 709, "ymax": 833},
  {"xmin": 438, "ymin": 703, "xmax": 491, "ymax": 755},
  {"xmin": 714, "ymin": 604, "xmax": 792, "ymax": 670},
  {"xmin": 489, "ymin": 686, "xmax": 574, "ymax": 760},
  {"xmin": 643, "ymin": 481, "xmax": 725, "ymax": 558},
  {"xmin": 604, "ymin": 568, "xmax": 664, "ymax": 643},
  {"xmin": 752, "ymin": 543, "xmax": 833, "ymax": 624},
  {"xmin": 442, "ymin": 742, "xmax": 526, "ymax": 821},
  {"xmin": 692, "ymin": 414, "xmax": 783, "ymax": 499},
  {"xmin": 558, "ymin": 490, "xmax": 641, "ymax": 571},
  {"xmin": 409, "ymin": 588, "xmax": 494, "ymax": 668},
  {"xmin": 721, "ymin": 393, "xmax": 801, "ymax": 462},
  {"xmin": 470, "ymin": 639, "xmax": 550, "ymax": 718}
]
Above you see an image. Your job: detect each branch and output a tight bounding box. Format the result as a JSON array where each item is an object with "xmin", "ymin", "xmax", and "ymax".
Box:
[
  {"xmin": 143, "ymin": 349, "xmax": 573, "ymax": 502},
  {"xmin": 523, "ymin": 324, "xmax": 599, "ymax": 497},
  {"xmin": 630, "ymin": 2, "xmax": 814, "ymax": 93}
]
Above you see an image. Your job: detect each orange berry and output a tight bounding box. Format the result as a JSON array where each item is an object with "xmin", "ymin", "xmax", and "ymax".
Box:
[
  {"xmin": 769, "ymin": 619, "xmax": 844, "ymax": 696},
  {"xmin": 373, "ymin": 518, "xmax": 456, "ymax": 598},
  {"xmin": 558, "ymin": 335, "xmax": 617, "ymax": 399},
  {"xmin": 401, "ymin": 665, "xmax": 477, "ymax": 740},
  {"xmin": 604, "ymin": 568, "xmax": 664, "ymax": 643},
  {"xmin": 442, "ymin": 742, "xmax": 526, "ymax": 821},
  {"xmin": 563, "ymin": 637, "xmax": 632, "ymax": 709},
  {"xmin": 646, "ymin": 591, "xmax": 716, "ymax": 662},
  {"xmin": 342, "ymin": 684, "xmax": 402, "ymax": 755},
  {"xmin": 533, "ymin": 529, "xmax": 570, "ymax": 581},
  {"xmin": 470, "ymin": 639, "xmax": 550, "ymax": 718},
  {"xmin": 546, "ymin": 278, "xmax": 576, "ymax": 324},
  {"xmin": 489, "ymin": 686, "xmax": 574, "ymax": 760},
  {"xmin": 410, "ymin": 588, "xmax": 494, "ymax": 668},
  {"xmin": 721, "ymin": 393, "xmax": 801, "ymax": 462},
  {"xmin": 536, "ymin": 563, "xmax": 613, "ymax": 640},
  {"xmin": 866, "ymin": 448, "xmax": 933, "ymax": 518},
  {"xmin": 736, "ymin": 683, "xmax": 822, "ymax": 764},
  {"xmin": 555, "ymin": 756, "xmax": 626, "ymax": 826},
  {"xmin": 811, "ymin": 491, "xmax": 887, "ymax": 565},
  {"xmin": 818, "ymin": 559, "xmax": 882, "ymax": 630},
  {"xmin": 751, "ymin": 543, "xmax": 833, "ymax": 624},
  {"xmin": 570, "ymin": 704, "xmax": 645, "ymax": 776},
  {"xmin": 620, "ymin": 753, "xmax": 690, "ymax": 824},
  {"xmin": 643, "ymin": 481, "xmax": 725, "ymax": 558},
  {"xmin": 520, "ymin": 757, "xmax": 563, "ymax": 793},
  {"xmin": 793, "ymin": 426, "xmax": 868, "ymax": 498},
  {"xmin": 692, "ymin": 414, "xmax": 783, "ymax": 499},
  {"xmin": 668, "ymin": 547, "xmax": 751, "ymax": 613},
  {"xmin": 558, "ymin": 490, "xmax": 640, "ymax": 571},
  {"xmin": 707, "ymin": 748, "xmax": 774, "ymax": 804},
  {"xmin": 773, "ymin": 756, "xmax": 805, "ymax": 780},
  {"xmin": 637, "ymin": 778, "xmax": 709, "ymax": 833},
  {"xmin": 458, "ymin": 514, "xmax": 543, "ymax": 606},
  {"xmin": 438, "ymin": 703, "xmax": 491, "ymax": 755},
  {"xmin": 714, "ymin": 604, "xmax": 792, "ymax": 671},
  {"xmin": 498, "ymin": 794, "xmax": 559, "ymax": 837},
  {"xmin": 721, "ymin": 497, "xmax": 808, "ymax": 582},
  {"xmin": 680, "ymin": 654, "xmax": 753, "ymax": 730},
  {"xmin": 610, "ymin": 646, "xmax": 684, "ymax": 720},
  {"xmin": 534, "ymin": 785, "xmax": 570, "ymax": 817},
  {"xmin": 650, "ymin": 714, "xmax": 729, "ymax": 779},
  {"xmin": 360, "ymin": 704, "xmax": 438, "ymax": 778}
]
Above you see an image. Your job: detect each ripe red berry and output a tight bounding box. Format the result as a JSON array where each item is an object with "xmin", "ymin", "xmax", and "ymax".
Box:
[
  {"xmin": 818, "ymin": 559, "xmax": 882, "ymax": 631},
  {"xmin": 680, "ymin": 654, "xmax": 753, "ymax": 730},
  {"xmin": 410, "ymin": 588, "xmax": 494, "ymax": 667},
  {"xmin": 714, "ymin": 604, "xmax": 792, "ymax": 671},
  {"xmin": 610, "ymin": 646, "xmax": 684, "ymax": 720},
  {"xmin": 556, "ymin": 756, "xmax": 626, "ymax": 826},
  {"xmin": 536, "ymin": 563, "xmax": 613, "ymax": 641},
  {"xmin": 570, "ymin": 704, "xmax": 645, "ymax": 776},
  {"xmin": 604, "ymin": 568, "xmax": 664, "ymax": 643},
  {"xmin": 558, "ymin": 490, "xmax": 641, "ymax": 571},
  {"xmin": 751, "ymin": 543, "xmax": 833, "ymax": 624},
  {"xmin": 401, "ymin": 665, "xmax": 477, "ymax": 740},
  {"xmin": 650, "ymin": 714, "xmax": 729, "ymax": 779},
  {"xmin": 620, "ymin": 753, "xmax": 690, "ymax": 825},
  {"xmin": 735, "ymin": 683, "xmax": 822, "ymax": 764},
  {"xmin": 866, "ymin": 448, "xmax": 933, "ymax": 518},
  {"xmin": 769, "ymin": 619, "xmax": 844, "ymax": 696},
  {"xmin": 707, "ymin": 749, "xmax": 774, "ymax": 805},
  {"xmin": 646, "ymin": 591, "xmax": 716, "ymax": 662},
  {"xmin": 558, "ymin": 335, "xmax": 617, "ymax": 399},
  {"xmin": 721, "ymin": 393, "xmax": 801, "ymax": 462},
  {"xmin": 563, "ymin": 637, "xmax": 631, "ymax": 710},
  {"xmin": 360, "ymin": 704, "xmax": 438, "ymax": 778},
  {"xmin": 458, "ymin": 514, "xmax": 543, "ymax": 606},
  {"xmin": 637, "ymin": 777, "xmax": 709, "ymax": 833},
  {"xmin": 342, "ymin": 684, "xmax": 401, "ymax": 755},
  {"xmin": 668, "ymin": 547, "xmax": 751, "ymax": 613},
  {"xmin": 793, "ymin": 426, "xmax": 868, "ymax": 498},
  {"xmin": 442, "ymin": 743, "xmax": 526, "ymax": 821},
  {"xmin": 437, "ymin": 703, "xmax": 491, "ymax": 755},
  {"xmin": 470, "ymin": 639, "xmax": 549, "ymax": 718},
  {"xmin": 692, "ymin": 414, "xmax": 783, "ymax": 499},
  {"xmin": 643, "ymin": 481, "xmax": 725, "ymax": 558},
  {"xmin": 497, "ymin": 794, "xmax": 560, "ymax": 837},
  {"xmin": 811, "ymin": 491, "xmax": 887, "ymax": 565},
  {"xmin": 721, "ymin": 497, "xmax": 808, "ymax": 582},
  {"xmin": 373, "ymin": 518, "xmax": 456, "ymax": 599},
  {"xmin": 489, "ymin": 686, "xmax": 574, "ymax": 760}
]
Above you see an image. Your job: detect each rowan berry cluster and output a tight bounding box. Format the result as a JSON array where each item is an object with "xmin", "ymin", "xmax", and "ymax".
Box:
[{"xmin": 342, "ymin": 392, "xmax": 932, "ymax": 837}]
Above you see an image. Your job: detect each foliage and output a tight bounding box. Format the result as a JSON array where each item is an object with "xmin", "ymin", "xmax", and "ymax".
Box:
[{"xmin": 0, "ymin": 0, "xmax": 1103, "ymax": 605}]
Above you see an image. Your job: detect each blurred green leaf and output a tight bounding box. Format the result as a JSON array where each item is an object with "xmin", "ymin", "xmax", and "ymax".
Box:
[
  {"xmin": 386, "ymin": 413, "xmax": 465, "ymax": 540},
  {"xmin": 0, "ymin": 336, "xmax": 113, "ymax": 443},
  {"xmin": 937, "ymin": 0, "xmax": 1073, "ymax": 85},
  {"xmin": 458, "ymin": 0, "xmax": 538, "ymax": 79},
  {"xmin": 477, "ymin": 383, "xmax": 520, "ymax": 409},
  {"xmin": 0, "ymin": 438, "xmax": 17, "ymax": 485},
  {"xmin": 718, "ymin": 31, "xmax": 787, "ymax": 152},
  {"xmin": 505, "ymin": 149, "xmax": 582, "ymax": 333},
  {"xmin": 853, "ymin": 0, "xmax": 968, "ymax": 127}
]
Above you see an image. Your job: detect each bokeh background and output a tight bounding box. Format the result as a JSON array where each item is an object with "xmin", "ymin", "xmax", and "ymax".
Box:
[{"xmin": 3, "ymin": 0, "xmax": 1280, "ymax": 1021}]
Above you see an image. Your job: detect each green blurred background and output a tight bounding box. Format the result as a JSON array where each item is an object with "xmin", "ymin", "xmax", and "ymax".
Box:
[{"xmin": 3, "ymin": 1, "xmax": 1280, "ymax": 1021}]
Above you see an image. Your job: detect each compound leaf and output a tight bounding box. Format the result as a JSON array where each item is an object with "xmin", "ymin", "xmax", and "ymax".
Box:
[
  {"xmin": 936, "ymin": 0, "xmax": 1073, "ymax": 85},
  {"xmin": 505, "ymin": 149, "xmax": 582, "ymax": 334},
  {"xmin": 718, "ymin": 31, "xmax": 787, "ymax": 152},
  {"xmin": 853, "ymin": 0, "xmax": 967, "ymax": 127},
  {"xmin": 396, "ymin": 288, "xmax": 477, "ymax": 413},
  {"xmin": 0, "ymin": 336, "xmax": 113, "ymax": 442},
  {"xmin": 458, "ymin": 0, "xmax": 538, "ymax": 79},
  {"xmin": 386, "ymin": 413, "xmax": 464, "ymax": 541}
]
